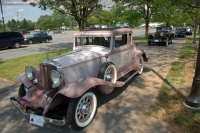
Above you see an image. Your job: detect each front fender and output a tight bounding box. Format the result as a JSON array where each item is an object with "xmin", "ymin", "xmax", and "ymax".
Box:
[
  {"xmin": 16, "ymin": 71, "xmax": 41, "ymax": 88},
  {"xmin": 56, "ymin": 77, "xmax": 125, "ymax": 98}
]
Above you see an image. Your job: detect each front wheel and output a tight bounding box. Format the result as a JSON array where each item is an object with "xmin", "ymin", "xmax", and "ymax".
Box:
[
  {"xmin": 148, "ymin": 41, "xmax": 152, "ymax": 46},
  {"xmin": 45, "ymin": 39, "xmax": 49, "ymax": 43},
  {"xmin": 165, "ymin": 38, "xmax": 169, "ymax": 47},
  {"xmin": 28, "ymin": 40, "xmax": 32, "ymax": 44},
  {"xmin": 67, "ymin": 91, "xmax": 97, "ymax": 130}
]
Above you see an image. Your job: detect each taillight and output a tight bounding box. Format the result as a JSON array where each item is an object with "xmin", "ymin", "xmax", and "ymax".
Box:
[{"xmin": 22, "ymin": 35, "xmax": 24, "ymax": 41}]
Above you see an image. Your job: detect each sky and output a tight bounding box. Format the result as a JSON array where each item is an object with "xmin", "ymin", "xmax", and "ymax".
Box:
[
  {"xmin": 1, "ymin": 0, "xmax": 114, "ymax": 23},
  {"xmin": 1, "ymin": 0, "xmax": 53, "ymax": 23}
]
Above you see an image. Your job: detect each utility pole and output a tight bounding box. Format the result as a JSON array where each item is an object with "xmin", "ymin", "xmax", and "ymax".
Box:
[{"xmin": 0, "ymin": 0, "xmax": 5, "ymax": 31}]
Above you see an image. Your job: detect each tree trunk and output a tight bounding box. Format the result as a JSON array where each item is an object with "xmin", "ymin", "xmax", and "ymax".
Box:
[
  {"xmin": 145, "ymin": 19, "xmax": 149, "ymax": 39},
  {"xmin": 76, "ymin": 19, "xmax": 85, "ymax": 31},
  {"xmin": 193, "ymin": 10, "xmax": 198, "ymax": 43}
]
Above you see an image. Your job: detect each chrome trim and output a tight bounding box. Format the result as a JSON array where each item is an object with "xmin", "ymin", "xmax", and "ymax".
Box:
[
  {"xmin": 124, "ymin": 71, "xmax": 139, "ymax": 83},
  {"xmin": 42, "ymin": 59, "xmax": 63, "ymax": 72},
  {"xmin": 10, "ymin": 97, "xmax": 66, "ymax": 126}
]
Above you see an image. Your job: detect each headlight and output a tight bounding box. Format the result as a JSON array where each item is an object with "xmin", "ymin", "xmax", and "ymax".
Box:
[
  {"xmin": 51, "ymin": 70, "xmax": 61, "ymax": 88},
  {"xmin": 160, "ymin": 32, "xmax": 164, "ymax": 36},
  {"xmin": 25, "ymin": 66, "xmax": 36, "ymax": 80}
]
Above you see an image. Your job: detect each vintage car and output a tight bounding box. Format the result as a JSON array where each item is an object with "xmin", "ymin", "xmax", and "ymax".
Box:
[
  {"xmin": 10, "ymin": 28, "xmax": 148, "ymax": 130},
  {"xmin": 148, "ymin": 26, "xmax": 174, "ymax": 46}
]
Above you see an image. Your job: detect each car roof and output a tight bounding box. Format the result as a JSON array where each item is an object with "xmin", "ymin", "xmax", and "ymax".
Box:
[{"xmin": 74, "ymin": 28, "xmax": 132, "ymax": 37}]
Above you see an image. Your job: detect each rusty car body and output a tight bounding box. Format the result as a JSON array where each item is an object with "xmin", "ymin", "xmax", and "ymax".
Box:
[{"xmin": 10, "ymin": 28, "xmax": 148, "ymax": 130}]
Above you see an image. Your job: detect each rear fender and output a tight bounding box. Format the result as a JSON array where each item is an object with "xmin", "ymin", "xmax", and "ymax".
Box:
[
  {"xmin": 56, "ymin": 77, "xmax": 125, "ymax": 98},
  {"xmin": 142, "ymin": 50, "xmax": 149, "ymax": 62},
  {"xmin": 134, "ymin": 49, "xmax": 148, "ymax": 62}
]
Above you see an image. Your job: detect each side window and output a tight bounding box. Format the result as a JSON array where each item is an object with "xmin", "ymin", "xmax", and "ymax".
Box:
[
  {"xmin": 114, "ymin": 34, "xmax": 127, "ymax": 47},
  {"xmin": 3, "ymin": 33, "xmax": 10, "ymax": 39}
]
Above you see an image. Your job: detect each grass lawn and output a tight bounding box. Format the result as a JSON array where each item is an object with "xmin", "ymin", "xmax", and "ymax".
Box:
[
  {"xmin": 186, "ymin": 35, "xmax": 199, "ymax": 44},
  {"xmin": 0, "ymin": 48, "xmax": 72, "ymax": 82},
  {"xmin": 133, "ymin": 37, "xmax": 147, "ymax": 45},
  {"xmin": 147, "ymin": 45, "xmax": 200, "ymax": 133}
]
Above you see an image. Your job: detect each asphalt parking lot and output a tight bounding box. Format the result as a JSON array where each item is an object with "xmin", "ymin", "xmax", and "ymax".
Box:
[
  {"xmin": 0, "ymin": 31, "xmax": 188, "ymax": 133},
  {"xmin": 0, "ymin": 29, "xmax": 156, "ymax": 61}
]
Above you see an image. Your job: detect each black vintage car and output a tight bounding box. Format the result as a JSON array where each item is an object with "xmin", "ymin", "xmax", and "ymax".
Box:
[
  {"xmin": 25, "ymin": 32, "xmax": 52, "ymax": 44},
  {"xmin": 175, "ymin": 27, "xmax": 192, "ymax": 37},
  {"xmin": 148, "ymin": 26, "xmax": 174, "ymax": 46}
]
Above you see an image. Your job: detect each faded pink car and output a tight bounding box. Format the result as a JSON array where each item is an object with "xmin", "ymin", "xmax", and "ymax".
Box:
[{"xmin": 10, "ymin": 28, "xmax": 148, "ymax": 130}]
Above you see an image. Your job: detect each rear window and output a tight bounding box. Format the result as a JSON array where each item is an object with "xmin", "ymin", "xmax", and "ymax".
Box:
[{"xmin": 0, "ymin": 32, "xmax": 22, "ymax": 39}]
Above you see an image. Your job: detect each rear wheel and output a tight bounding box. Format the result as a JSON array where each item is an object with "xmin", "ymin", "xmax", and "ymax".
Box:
[
  {"xmin": 14, "ymin": 42, "xmax": 21, "ymax": 48},
  {"xmin": 67, "ymin": 91, "xmax": 97, "ymax": 130},
  {"xmin": 137, "ymin": 57, "xmax": 144, "ymax": 75}
]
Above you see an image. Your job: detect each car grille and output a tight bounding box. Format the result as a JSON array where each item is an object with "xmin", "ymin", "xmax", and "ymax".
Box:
[
  {"xmin": 40, "ymin": 63, "xmax": 57, "ymax": 91},
  {"xmin": 155, "ymin": 33, "xmax": 167, "ymax": 39}
]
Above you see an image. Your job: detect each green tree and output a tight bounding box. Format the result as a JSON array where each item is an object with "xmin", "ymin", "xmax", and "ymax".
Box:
[
  {"xmin": 24, "ymin": 0, "xmax": 101, "ymax": 30},
  {"xmin": 115, "ymin": 0, "xmax": 158, "ymax": 38},
  {"xmin": 6, "ymin": 19, "xmax": 18, "ymax": 31},
  {"xmin": 20, "ymin": 19, "xmax": 29, "ymax": 30}
]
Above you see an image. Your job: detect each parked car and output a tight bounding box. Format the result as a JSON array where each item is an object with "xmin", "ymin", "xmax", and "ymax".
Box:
[
  {"xmin": 175, "ymin": 27, "xmax": 192, "ymax": 37},
  {"xmin": 19, "ymin": 30, "xmax": 30, "ymax": 35},
  {"xmin": 148, "ymin": 26, "xmax": 174, "ymax": 46},
  {"xmin": 10, "ymin": 28, "xmax": 148, "ymax": 130},
  {"xmin": 53, "ymin": 30, "xmax": 62, "ymax": 34},
  {"xmin": 25, "ymin": 32, "xmax": 52, "ymax": 44},
  {"xmin": 0, "ymin": 31, "xmax": 24, "ymax": 49}
]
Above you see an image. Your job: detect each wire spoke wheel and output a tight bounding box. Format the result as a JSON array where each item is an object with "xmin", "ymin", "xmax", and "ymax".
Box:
[{"xmin": 67, "ymin": 91, "xmax": 97, "ymax": 129}]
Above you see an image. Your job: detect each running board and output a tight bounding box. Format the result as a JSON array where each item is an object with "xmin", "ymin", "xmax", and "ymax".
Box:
[{"xmin": 124, "ymin": 71, "xmax": 139, "ymax": 83}]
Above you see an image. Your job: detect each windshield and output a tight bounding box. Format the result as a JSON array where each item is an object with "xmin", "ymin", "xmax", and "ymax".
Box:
[
  {"xmin": 177, "ymin": 28, "xmax": 186, "ymax": 32},
  {"xmin": 27, "ymin": 34, "xmax": 35, "ymax": 37},
  {"xmin": 75, "ymin": 36, "xmax": 110, "ymax": 47},
  {"xmin": 157, "ymin": 27, "xmax": 171, "ymax": 31}
]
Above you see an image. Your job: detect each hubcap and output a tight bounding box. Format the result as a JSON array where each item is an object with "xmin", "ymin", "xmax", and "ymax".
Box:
[
  {"xmin": 77, "ymin": 97, "xmax": 91, "ymax": 122},
  {"xmin": 75, "ymin": 92, "xmax": 97, "ymax": 127}
]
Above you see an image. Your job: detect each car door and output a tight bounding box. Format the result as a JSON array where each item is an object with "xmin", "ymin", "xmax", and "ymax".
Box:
[
  {"xmin": 108, "ymin": 34, "xmax": 130, "ymax": 73},
  {"xmin": 33, "ymin": 34, "xmax": 43, "ymax": 43}
]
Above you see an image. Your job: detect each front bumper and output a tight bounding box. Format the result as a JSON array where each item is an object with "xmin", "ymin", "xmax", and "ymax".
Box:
[
  {"xmin": 148, "ymin": 39, "xmax": 167, "ymax": 43},
  {"xmin": 10, "ymin": 97, "xmax": 65, "ymax": 126}
]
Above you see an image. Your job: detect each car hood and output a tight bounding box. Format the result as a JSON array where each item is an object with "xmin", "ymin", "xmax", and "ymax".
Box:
[{"xmin": 52, "ymin": 45, "xmax": 109, "ymax": 68}]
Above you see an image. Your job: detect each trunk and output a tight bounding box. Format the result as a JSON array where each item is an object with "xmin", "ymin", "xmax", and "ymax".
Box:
[
  {"xmin": 77, "ymin": 19, "xmax": 85, "ymax": 31},
  {"xmin": 145, "ymin": 4, "xmax": 150, "ymax": 39},
  {"xmin": 145, "ymin": 19, "xmax": 149, "ymax": 39}
]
